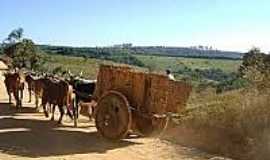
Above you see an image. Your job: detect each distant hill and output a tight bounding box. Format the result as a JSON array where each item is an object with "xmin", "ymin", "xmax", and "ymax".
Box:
[
  {"xmin": 38, "ymin": 45, "xmax": 244, "ymax": 60},
  {"xmin": 130, "ymin": 46, "xmax": 243, "ymax": 59}
]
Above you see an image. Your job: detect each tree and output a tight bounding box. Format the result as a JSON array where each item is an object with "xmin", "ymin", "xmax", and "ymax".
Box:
[
  {"xmin": 239, "ymin": 47, "xmax": 270, "ymax": 89},
  {"xmin": 0, "ymin": 44, "xmax": 3, "ymax": 54},
  {"xmin": 3, "ymin": 28, "xmax": 43, "ymax": 70},
  {"xmin": 3, "ymin": 28, "xmax": 24, "ymax": 45}
]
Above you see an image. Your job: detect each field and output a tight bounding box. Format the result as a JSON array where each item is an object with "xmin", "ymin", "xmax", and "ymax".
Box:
[
  {"xmin": 42, "ymin": 54, "xmax": 242, "ymax": 80},
  {"xmin": 135, "ymin": 55, "xmax": 242, "ymax": 73},
  {"xmin": 42, "ymin": 54, "xmax": 111, "ymax": 79}
]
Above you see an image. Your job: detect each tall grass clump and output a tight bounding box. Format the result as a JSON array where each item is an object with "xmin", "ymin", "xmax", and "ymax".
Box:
[
  {"xmin": 165, "ymin": 88, "xmax": 270, "ymax": 160},
  {"xmin": 164, "ymin": 48, "xmax": 270, "ymax": 160}
]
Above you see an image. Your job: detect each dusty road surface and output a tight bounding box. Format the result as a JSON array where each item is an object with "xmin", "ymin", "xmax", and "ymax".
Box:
[{"xmin": 0, "ymin": 61, "xmax": 228, "ymax": 160}]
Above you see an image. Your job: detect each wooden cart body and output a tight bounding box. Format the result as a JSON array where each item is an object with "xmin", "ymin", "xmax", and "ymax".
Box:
[{"xmin": 93, "ymin": 65, "xmax": 192, "ymax": 139}]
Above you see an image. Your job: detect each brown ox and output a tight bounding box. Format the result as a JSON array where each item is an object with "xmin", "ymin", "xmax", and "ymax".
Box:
[
  {"xmin": 25, "ymin": 74, "xmax": 45, "ymax": 109},
  {"xmin": 41, "ymin": 77, "xmax": 74, "ymax": 124},
  {"xmin": 4, "ymin": 72, "xmax": 24, "ymax": 108},
  {"xmin": 33, "ymin": 78, "xmax": 45, "ymax": 109},
  {"xmin": 25, "ymin": 73, "xmax": 35, "ymax": 102}
]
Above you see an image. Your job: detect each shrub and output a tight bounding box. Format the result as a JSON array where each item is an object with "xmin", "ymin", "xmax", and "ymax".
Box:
[
  {"xmin": 239, "ymin": 48, "xmax": 270, "ymax": 89},
  {"xmin": 216, "ymin": 77, "xmax": 249, "ymax": 93}
]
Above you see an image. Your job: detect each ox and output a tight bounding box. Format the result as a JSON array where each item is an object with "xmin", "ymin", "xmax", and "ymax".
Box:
[
  {"xmin": 25, "ymin": 73, "xmax": 35, "ymax": 102},
  {"xmin": 25, "ymin": 73, "xmax": 45, "ymax": 110},
  {"xmin": 4, "ymin": 71, "xmax": 24, "ymax": 108},
  {"xmin": 69, "ymin": 77, "xmax": 96, "ymax": 126},
  {"xmin": 41, "ymin": 77, "xmax": 74, "ymax": 124}
]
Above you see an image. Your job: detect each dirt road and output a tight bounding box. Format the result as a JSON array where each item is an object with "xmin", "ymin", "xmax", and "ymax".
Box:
[{"xmin": 0, "ymin": 61, "xmax": 226, "ymax": 160}]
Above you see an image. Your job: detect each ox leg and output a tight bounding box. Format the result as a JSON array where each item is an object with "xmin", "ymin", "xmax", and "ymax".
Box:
[
  {"xmin": 51, "ymin": 104, "xmax": 56, "ymax": 121},
  {"xmin": 8, "ymin": 92, "xmax": 11, "ymax": 104},
  {"xmin": 75, "ymin": 97, "xmax": 79, "ymax": 119},
  {"xmin": 14, "ymin": 91, "xmax": 19, "ymax": 109},
  {"xmin": 28, "ymin": 88, "xmax": 31, "ymax": 102},
  {"xmin": 42, "ymin": 102, "xmax": 49, "ymax": 118},
  {"xmin": 76, "ymin": 103, "xmax": 79, "ymax": 119},
  {"xmin": 66, "ymin": 106, "xmax": 73, "ymax": 120},
  {"xmin": 73, "ymin": 100, "xmax": 78, "ymax": 127},
  {"xmin": 89, "ymin": 106, "xmax": 94, "ymax": 121},
  {"xmin": 35, "ymin": 94, "xmax": 39, "ymax": 110},
  {"xmin": 20, "ymin": 89, "xmax": 23, "ymax": 107},
  {"xmin": 58, "ymin": 105, "xmax": 64, "ymax": 124},
  {"xmin": 48, "ymin": 104, "xmax": 52, "ymax": 113}
]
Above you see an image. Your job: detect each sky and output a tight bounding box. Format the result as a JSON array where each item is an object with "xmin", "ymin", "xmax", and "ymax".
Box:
[{"xmin": 0, "ymin": 0, "xmax": 269, "ymax": 52}]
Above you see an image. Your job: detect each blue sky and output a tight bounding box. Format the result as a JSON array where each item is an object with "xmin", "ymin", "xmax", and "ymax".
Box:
[{"xmin": 0, "ymin": 0, "xmax": 269, "ymax": 52}]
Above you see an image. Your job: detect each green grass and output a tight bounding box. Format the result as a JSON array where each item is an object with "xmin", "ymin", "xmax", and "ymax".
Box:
[
  {"xmin": 42, "ymin": 54, "xmax": 114, "ymax": 79},
  {"xmin": 41, "ymin": 54, "xmax": 242, "ymax": 80},
  {"xmin": 135, "ymin": 55, "xmax": 242, "ymax": 73}
]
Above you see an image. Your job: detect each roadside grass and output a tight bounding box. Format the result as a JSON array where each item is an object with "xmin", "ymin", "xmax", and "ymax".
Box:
[{"xmin": 166, "ymin": 88, "xmax": 270, "ymax": 160}]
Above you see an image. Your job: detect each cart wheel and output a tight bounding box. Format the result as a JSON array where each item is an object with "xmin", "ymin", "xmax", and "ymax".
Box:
[{"xmin": 95, "ymin": 91, "xmax": 132, "ymax": 140}]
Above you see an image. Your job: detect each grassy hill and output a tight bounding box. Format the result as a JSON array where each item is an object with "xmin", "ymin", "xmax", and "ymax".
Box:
[
  {"xmin": 135, "ymin": 55, "xmax": 241, "ymax": 73},
  {"xmin": 40, "ymin": 54, "xmax": 110, "ymax": 79},
  {"xmin": 38, "ymin": 45, "xmax": 243, "ymax": 60},
  {"xmin": 41, "ymin": 53, "xmax": 243, "ymax": 90},
  {"xmin": 38, "ymin": 45, "xmax": 243, "ymax": 84},
  {"xmin": 130, "ymin": 46, "xmax": 243, "ymax": 59}
]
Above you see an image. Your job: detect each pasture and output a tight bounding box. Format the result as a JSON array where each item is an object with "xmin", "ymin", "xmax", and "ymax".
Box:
[
  {"xmin": 135, "ymin": 55, "xmax": 242, "ymax": 73},
  {"xmin": 42, "ymin": 54, "xmax": 242, "ymax": 80},
  {"xmin": 42, "ymin": 54, "xmax": 108, "ymax": 79}
]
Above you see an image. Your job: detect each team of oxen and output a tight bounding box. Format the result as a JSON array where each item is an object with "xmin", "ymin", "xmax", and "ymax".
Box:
[{"xmin": 3, "ymin": 70, "xmax": 96, "ymax": 126}]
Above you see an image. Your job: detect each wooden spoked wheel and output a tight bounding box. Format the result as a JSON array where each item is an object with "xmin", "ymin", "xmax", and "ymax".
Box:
[{"xmin": 95, "ymin": 91, "xmax": 132, "ymax": 140}]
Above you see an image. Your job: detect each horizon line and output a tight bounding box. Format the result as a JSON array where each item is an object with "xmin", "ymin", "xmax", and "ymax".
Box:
[{"xmin": 36, "ymin": 43, "xmax": 245, "ymax": 53}]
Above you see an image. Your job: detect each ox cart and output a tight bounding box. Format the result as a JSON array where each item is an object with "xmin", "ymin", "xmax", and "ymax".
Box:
[{"xmin": 92, "ymin": 65, "xmax": 192, "ymax": 140}]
